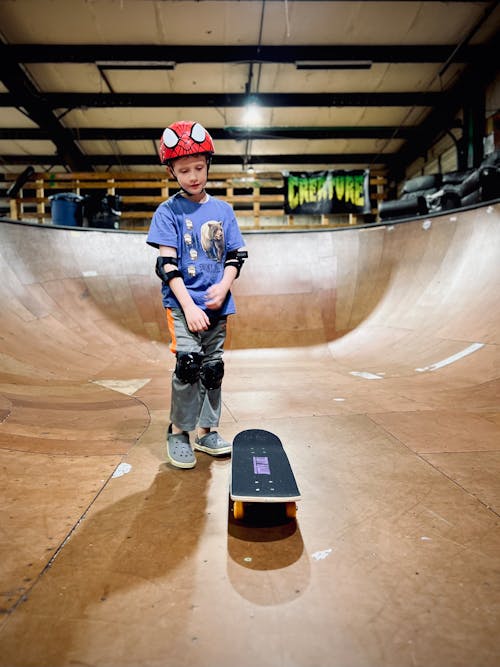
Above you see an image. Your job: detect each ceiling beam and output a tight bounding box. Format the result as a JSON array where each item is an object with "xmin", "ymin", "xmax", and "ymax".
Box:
[
  {"xmin": 0, "ymin": 126, "xmax": 419, "ymax": 141},
  {"xmin": 0, "ymin": 92, "xmax": 440, "ymax": 108},
  {"xmin": 221, "ymin": 127, "xmax": 417, "ymax": 140},
  {"xmin": 0, "ymin": 153, "xmax": 392, "ymax": 168},
  {"xmin": 0, "ymin": 43, "xmax": 485, "ymax": 64}
]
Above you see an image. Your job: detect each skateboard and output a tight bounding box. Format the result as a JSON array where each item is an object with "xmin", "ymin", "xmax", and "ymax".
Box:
[{"xmin": 230, "ymin": 429, "xmax": 301, "ymax": 521}]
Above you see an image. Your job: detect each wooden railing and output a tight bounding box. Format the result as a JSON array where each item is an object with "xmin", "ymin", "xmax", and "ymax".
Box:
[{"xmin": 2, "ymin": 170, "xmax": 387, "ymax": 231}]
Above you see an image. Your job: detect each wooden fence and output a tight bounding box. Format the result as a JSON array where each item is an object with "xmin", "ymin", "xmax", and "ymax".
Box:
[{"xmin": 3, "ymin": 170, "xmax": 387, "ymax": 231}]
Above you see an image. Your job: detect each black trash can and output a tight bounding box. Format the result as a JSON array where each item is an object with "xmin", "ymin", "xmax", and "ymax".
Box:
[{"xmin": 49, "ymin": 193, "xmax": 84, "ymax": 226}]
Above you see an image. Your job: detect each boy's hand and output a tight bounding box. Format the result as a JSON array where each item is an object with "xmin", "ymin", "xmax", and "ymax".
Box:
[
  {"xmin": 183, "ymin": 303, "xmax": 211, "ymax": 332},
  {"xmin": 205, "ymin": 283, "xmax": 228, "ymax": 310}
]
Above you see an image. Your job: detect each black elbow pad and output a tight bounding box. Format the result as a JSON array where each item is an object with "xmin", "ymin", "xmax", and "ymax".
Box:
[
  {"xmin": 224, "ymin": 250, "xmax": 248, "ymax": 278},
  {"xmin": 155, "ymin": 256, "xmax": 182, "ymax": 284}
]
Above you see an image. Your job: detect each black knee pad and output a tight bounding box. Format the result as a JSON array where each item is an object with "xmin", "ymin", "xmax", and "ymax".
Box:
[
  {"xmin": 200, "ymin": 360, "xmax": 224, "ymax": 390},
  {"xmin": 175, "ymin": 352, "xmax": 202, "ymax": 384}
]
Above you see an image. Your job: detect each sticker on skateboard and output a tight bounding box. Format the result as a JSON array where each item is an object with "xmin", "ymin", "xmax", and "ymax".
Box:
[{"xmin": 230, "ymin": 428, "xmax": 301, "ymax": 521}]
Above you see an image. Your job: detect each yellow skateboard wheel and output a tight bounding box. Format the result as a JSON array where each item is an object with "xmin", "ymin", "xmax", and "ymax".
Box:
[{"xmin": 233, "ymin": 501, "xmax": 245, "ymax": 520}]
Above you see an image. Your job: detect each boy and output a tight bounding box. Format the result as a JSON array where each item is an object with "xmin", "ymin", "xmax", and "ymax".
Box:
[{"xmin": 147, "ymin": 120, "xmax": 246, "ymax": 469}]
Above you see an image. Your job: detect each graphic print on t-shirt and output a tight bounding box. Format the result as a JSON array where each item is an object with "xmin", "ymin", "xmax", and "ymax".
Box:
[{"xmin": 200, "ymin": 221, "xmax": 225, "ymax": 261}]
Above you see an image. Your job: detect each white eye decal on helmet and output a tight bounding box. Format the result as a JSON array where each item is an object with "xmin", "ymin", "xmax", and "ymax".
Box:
[
  {"xmin": 163, "ymin": 127, "xmax": 180, "ymax": 148},
  {"xmin": 191, "ymin": 122, "xmax": 206, "ymax": 144}
]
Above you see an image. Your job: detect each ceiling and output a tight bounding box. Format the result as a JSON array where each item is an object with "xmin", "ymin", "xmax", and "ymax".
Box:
[{"xmin": 0, "ymin": 0, "xmax": 499, "ymax": 180}]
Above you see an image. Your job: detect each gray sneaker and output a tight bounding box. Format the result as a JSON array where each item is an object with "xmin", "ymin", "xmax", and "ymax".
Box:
[
  {"xmin": 167, "ymin": 426, "xmax": 196, "ymax": 469},
  {"xmin": 194, "ymin": 431, "xmax": 232, "ymax": 456}
]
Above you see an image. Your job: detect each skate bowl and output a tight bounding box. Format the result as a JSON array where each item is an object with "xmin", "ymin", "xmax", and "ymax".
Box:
[{"xmin": 0, "ymin": 204, "xmax": 499, "ymax": 667}]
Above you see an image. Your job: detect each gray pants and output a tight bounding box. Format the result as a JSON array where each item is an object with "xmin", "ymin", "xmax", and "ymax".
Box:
[{"xmin": 167, "ymin": 308, "xmax": 227, "ymax": 432}]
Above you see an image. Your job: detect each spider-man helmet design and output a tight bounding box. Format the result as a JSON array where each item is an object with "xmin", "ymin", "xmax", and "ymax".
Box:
[{"xmin": 159, "ymin": 120, "xmax": 215, "ymax": 164}]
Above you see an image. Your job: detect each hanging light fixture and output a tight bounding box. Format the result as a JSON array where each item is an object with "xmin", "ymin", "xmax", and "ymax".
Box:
[{"xmin": 243, "ymin": 100, "xmax": 262, "ymax": 125}]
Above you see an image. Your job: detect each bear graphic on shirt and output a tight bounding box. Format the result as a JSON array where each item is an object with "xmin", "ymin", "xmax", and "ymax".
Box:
[{"xmin": 201, "ymin": 221, "xmax": 225, "ymax": 261}]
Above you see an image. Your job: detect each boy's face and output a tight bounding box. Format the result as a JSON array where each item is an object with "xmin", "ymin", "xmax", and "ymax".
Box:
[{"xmin": 169, "ymin": 154, "xmax": 208, "ymax": 201}]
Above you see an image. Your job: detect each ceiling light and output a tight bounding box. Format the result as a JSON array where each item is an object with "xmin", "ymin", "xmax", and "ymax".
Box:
[
  {"xmin": 96, "ymin": 61, "xmax": 176, "ymax": 70},
  {"xmin": 243, "ymin": 102, "xmax": 262, "ymax": 126},
  {"xmin": 295, "ymin": 60, "xmax": 372, "ymax": 70}
]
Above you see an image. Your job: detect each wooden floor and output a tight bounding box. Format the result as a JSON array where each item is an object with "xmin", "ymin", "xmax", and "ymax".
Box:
[{"xmin": 0, "ymin": 204, "xmax": 499, "ymax": 667}]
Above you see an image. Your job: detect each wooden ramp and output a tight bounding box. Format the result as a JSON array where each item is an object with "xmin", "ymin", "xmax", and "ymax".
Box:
[{"xmin": 0, "ymin": 205, "xmax": 499, "ymax": 667}]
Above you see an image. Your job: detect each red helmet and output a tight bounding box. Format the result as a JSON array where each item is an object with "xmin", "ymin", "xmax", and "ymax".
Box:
[{"xmin": 159, "ymin": 120, "xmax": 215, "ymax": 164}]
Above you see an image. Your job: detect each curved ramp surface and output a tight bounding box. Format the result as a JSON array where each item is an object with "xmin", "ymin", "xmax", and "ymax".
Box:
[{"xmin": 0, "ymin": 205, "xmax": 499, "ymax": 667}]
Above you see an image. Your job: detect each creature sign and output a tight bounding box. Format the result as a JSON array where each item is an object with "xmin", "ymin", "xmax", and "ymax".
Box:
[{"xmin": 285, "ymin": 169, "xmax": 371, "ymax": 215}]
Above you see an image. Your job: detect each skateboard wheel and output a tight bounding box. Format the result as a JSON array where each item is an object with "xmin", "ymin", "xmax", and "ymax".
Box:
[
  {"xmin": 285, "ymin": 502, "xmax": 297, "ymax": 519},
  {"xmin": 233, "ymin": 501, "xmax": 245, "ymax": 520}
]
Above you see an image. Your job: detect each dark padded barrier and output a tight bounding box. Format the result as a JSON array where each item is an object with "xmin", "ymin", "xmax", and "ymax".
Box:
[
  {"xmin": 401, "ymin": 173, "xmax": 441, "ymax": 193},
  {"xmin": 379, "ymin": 152, "xmax": 500, "ymax": 221},
  {"xmin": 378, "ymin": 195, "xmax": 427, "ymax": 221},
  {"xmin": 440, "ymin": 150, "xmax": 500, "ymax": 209},
  {"xmin": 379, "ymin": 174, "xmax": 441, "ymax": 220},
  {"xmin": 83, "ymin": 193, "xmax": 122, "ymax": 228}
]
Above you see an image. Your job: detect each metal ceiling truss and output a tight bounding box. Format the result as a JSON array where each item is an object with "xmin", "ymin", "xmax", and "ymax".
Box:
[
  {"xmin": 0, "ymin": 43, "xmax": 487, "ymax": 65},
  {"xmin": 2, "ymin": 153, "xmax": 391, "ymax": 168},
  {"xmin": 0, "ymin": 91, "xmax": 442, "ymax": 108},
  {"xmin": 0, "ymin": 127, "xmax": 422, "ymax": 141},
  {"xmin": 0, "ymin": 25, "xmax": 498, "ymax": 176}
]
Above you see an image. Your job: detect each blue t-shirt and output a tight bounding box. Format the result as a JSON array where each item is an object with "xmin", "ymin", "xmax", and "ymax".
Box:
[{"xmin": 147, "ymin": 193, "xmax": 244, "ymax": 316}]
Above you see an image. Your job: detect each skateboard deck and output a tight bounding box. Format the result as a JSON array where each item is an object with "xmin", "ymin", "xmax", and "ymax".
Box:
[{"xmin": 230, "ymin": 429, "xmax": 301, "ymax": 520}]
